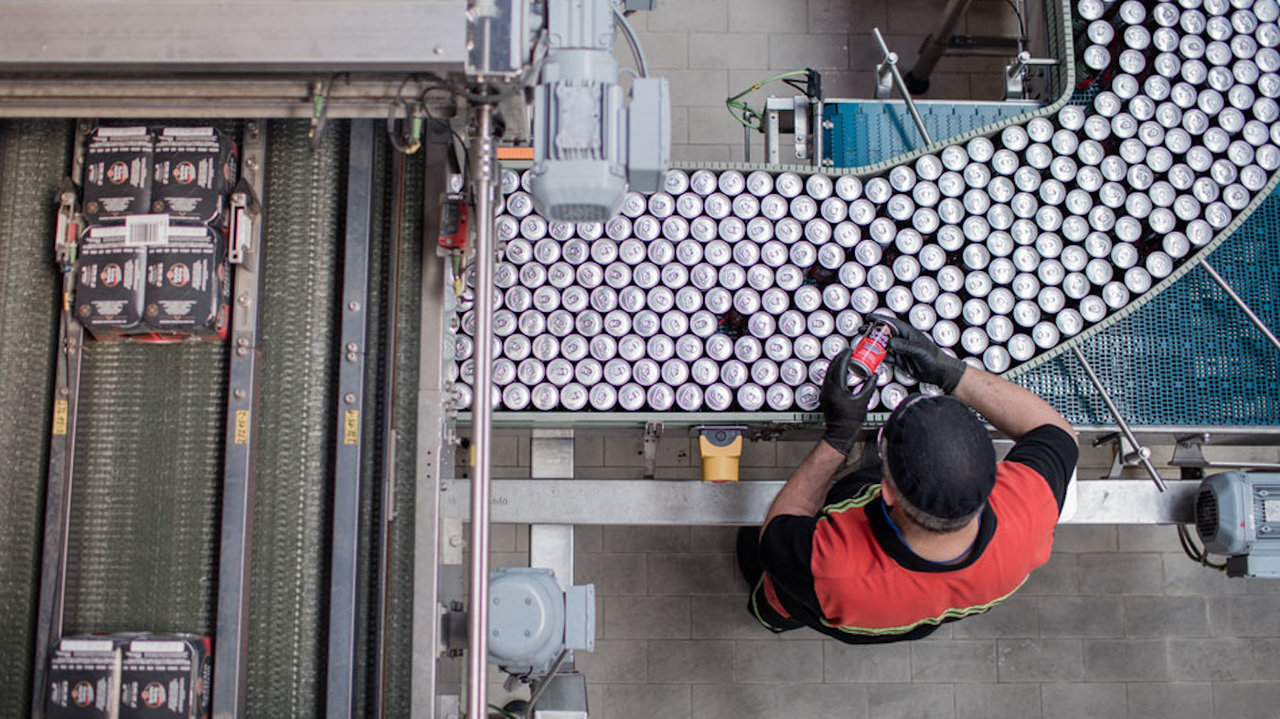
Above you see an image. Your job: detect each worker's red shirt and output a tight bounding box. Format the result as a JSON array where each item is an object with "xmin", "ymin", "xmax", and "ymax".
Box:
[{"xmin": 756, "ymin": 425, "xmax": 1076, "ymax": 643}]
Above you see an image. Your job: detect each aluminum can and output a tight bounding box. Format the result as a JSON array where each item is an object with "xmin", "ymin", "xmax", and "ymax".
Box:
[
  {"xmin": 965, "ymin": 271, "xmax": 994, "ymax": 298},
  {"xmin": 718, "ymin": 264, "xmax": 746, "ymax": 291},
  {"xmin": 1101, "ymin": 281, "xmax": 1131, "ymax": 310},
  {"xmin": 986, "ymin": 313, "xmax": 1015, "ymax": 344},
  {"xmin": 701, "ymin": 383, "xmax": 731, "ymax": 411},
  {"xmin": 865, "ymin": 176, "xmax": 893, "ymax": 204},
  {"xmin": 793, "ymin": 383, "xmax": 820, "ymax": 411},
  {"xmin": 1027, "ymin": 321, "xmax": 1059, "ymax": 351},
  {"xmin": 866, "ymin": 266, "xmax": 895, "ymax": 293},
  {"xmin": 516, "ymin": 355, "xmax": 547, "ymax": 386},
  {"xmin": 648, "ymin": 192, "xmax": 675, "ymax": 220},
  {"xmin": 850, "ymin": 287, "xmax": 878, "ymax": 314},
  {"xmin": 928, "ymin": 320, "xmax": 958, "ymax": 349},
  {"xmin": 761, "ymin": 194, "xmax": 789, "ymax": 221},
  {"xmin": 748, "ymin": 312, "xmax": 776, "ymax": 340},
  {"xmin": 1085, "ymin": 258, "xmax": 1114, "ymax": 286},
  {"xmin": 776, "ymin": 265, "xmax": 804, "ymax": 291},
  {"xmin": 775, "ymin": 172, "xmax": 804, "ymax": 198},
  {"xmin": 1124, "ymin": 267, "xmax": 1153, "ymax": 295},
  {"xmin": 689, "ymin": 263, "xmax": 717, "ymax": 290},
  {"xmin": 818, "ymin": 243, "xmax": 846, "ymax": 272},
  {"xmin": 545, "ymin": 355, "xmax": 575, "ymax": 386},
  {"xmin": 747, "ymin": 170, "xmax": 775, "ymax": 197},
  {"xmin": 720, "ymin": 359, "xmax": 749, "ymax": 389},
  {"xmin": 691, "ymin": 357, "xmax": 720, "ymax": 386},
  {"xmin": 789, "ymin": 241, "xmax": 817, "ymax": 268},
  {"xmin": 793, "ymin": 335, "xmax": 822, "ymax": 363},
  {"xmin": 557, "ymin": 335, "xmax": 590, "ymax": 367},
  {"xmin": 998, "ymin": 333, "xmax": 1032, "ymax": 362},
  {"xmin": 794, "ymin": 285, "xmax": 823, "ymax": 313},
  {"xmin": 940, "ymin": 144, "xmax": 968, "ymax": 171},
  {"xmin": 1012, "ymin": 299, "xmax": 1041, "ymax": 328},
  {"xmin": 937, "ymin": 266, "xmax": 965, "ymax": 294},
  {"xmin": 617, "ymin": 383, "xmax": 647, "ymax": 411},
  {"xmin": 590, "ymin": 332, "xmax": 619, "ymax": 362},
  {"xmin": 585, "ymin": 383, "xmax": 615, "ymax": 410},
  {"xmin": 706, "ymin": 333, "xmax": 734, "ymax": 362}
]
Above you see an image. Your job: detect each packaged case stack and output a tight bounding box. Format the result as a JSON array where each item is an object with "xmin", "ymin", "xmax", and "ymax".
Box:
[
  {"xmin": 46, "ymin": 637, "xmax": 121, "ymax": 719},
  {"xmin": 74, "ymin": 126, "xmax": 237, "ymax": 342},
  {"xmin": 46, "ymin": 634, "xmax": 212, "ymax": 719},
  {"xmin": 119, "ymin": 636, "xmax": 212, "ymax": 719}
]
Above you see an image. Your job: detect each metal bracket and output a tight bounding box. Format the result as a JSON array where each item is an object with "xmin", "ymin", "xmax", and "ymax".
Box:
[
  {"xmin": 642, "ymin": 421, "xmax": 663, "ymax": 479},
  {"xmin": 226, "ymin": 178, "xmax": 262, "ymax": 265},
  {"xmin": 1172, "ymin": 433, "xmax": 1280, "ymax": 471},
  {"xmin": 1003, "ymin": 51, "xmax": 1059, "ymax": 101},
  {"xmin": 1093, "ymin": 432, "xmax": 1155, "ymax": 479}
]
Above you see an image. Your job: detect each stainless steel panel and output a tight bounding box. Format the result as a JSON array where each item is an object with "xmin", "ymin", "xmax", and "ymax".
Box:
[{"xmin": 0, "ymin": 2, "xmax": 465, "ymax": 72}]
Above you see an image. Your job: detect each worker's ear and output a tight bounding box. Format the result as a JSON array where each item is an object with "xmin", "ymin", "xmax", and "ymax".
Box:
[{"xmin": 880, "ymin": 475, "xmax": 897, "ymax": 507}]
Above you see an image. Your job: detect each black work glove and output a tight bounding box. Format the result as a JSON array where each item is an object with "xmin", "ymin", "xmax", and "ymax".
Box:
[
  {"xmin": 821, "ymin": 347, "xmax": 877, "ymax": 456},
  {"xmin": 880, "ymin": 316, "xmax": 967, "ymax": 393}
]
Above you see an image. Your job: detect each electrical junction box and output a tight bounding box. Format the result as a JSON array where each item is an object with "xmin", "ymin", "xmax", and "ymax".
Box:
[
  {"xmin": 1195, "ymin": 471, "xmax": 1280, "ymax": 578},
  {"xmin": 487, "ymin": 568, "xmax": 595, "ymax": 675}
]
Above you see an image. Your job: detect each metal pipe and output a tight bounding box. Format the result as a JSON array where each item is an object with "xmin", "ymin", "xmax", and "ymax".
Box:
[
  {"xmin": 1071, "ymin": 346, "xmax": 1168, "ymax": 492},
  {"xmin": 1201, "ymin": 260, "xmax": 1280, "ymax": 354},
  {"xmin": 872, "ymin": 28, "xmax": 933, "ymax": 147},
  {"xmin": 525, "ymin": 649, "xmax": 571, "ymax": 718},
  {"xmin": 903, "ymin": 0, "xmax": 973, "ymax": 91},
  {"xmin": 467, "ymin": 98, "xmax": 498, "ymax": 719}
]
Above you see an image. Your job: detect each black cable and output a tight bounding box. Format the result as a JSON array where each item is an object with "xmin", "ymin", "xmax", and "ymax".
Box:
[
  {"xmin": 1004, "ymin": 0, "xmax": 1026, "ymax": 42},
  {"xmin": 1175, "ymin": 524, "xmax": 1227, "ymax": 571}
]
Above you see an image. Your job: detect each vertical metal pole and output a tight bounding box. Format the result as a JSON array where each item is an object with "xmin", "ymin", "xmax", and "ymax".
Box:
[
  {"xmin": 1201, "ymin": 260, "xmax": 1280, "ymax": 353},
  {"xmin": 903, "ymin": 0, "xmax": 973, "ymax": 92},
  {"xmin": 31, "ymin": 122, "xmax": 90, "ymax": 719},
  {"xmin": 212, "ymin": 119, "xmax": 268, "ymax": 719},
  {"xmin": 326, "ymin": 119, "xmax": 376, "ymax": 719},
  {"xmin": 1070, "ymin": 346, "xmax": 1168, "ymax": 492},
  {"xmin": 467, "ymin": 100, "xmax": 499, "ymax": 719},
  {"xmin": 411, "ymin": 120, "xmax": 458, "ymax": 719}
]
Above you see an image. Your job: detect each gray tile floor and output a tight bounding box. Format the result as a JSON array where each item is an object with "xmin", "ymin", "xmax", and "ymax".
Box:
[
  {"xmin": 474, "ymin": 1, "xmax": 1280, "ymax": 716},
  {"xmin": 475, "ymin": 430, "xmax": 1280, "ymax": 719}
]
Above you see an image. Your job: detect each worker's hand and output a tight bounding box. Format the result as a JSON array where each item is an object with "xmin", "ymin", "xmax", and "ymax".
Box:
[
  {"xmin": 881, "ymin": 316, "xmax": 967, "ymax": 393},
  {"xmin": 820, "ymin": 348, "xmax": 877, "ymax": 456}
]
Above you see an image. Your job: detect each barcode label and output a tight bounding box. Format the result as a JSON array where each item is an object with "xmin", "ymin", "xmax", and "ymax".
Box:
[
  {"xmin": 95, "ymin": 125, "xmax": 148, "ymax": 138},
  {"xmin": 161, "ymin": 126, "xmax": 215, "ymax": 137},
  {"xmin": 60, "ymin": 639, "xmax": 115, "ymax": 653},
  {"xmin": 125, "ymin": 214, "xmax": 170, "ymax": 246},
  {"xmin": 129, "ymin": 640, "xmax": 186, "ymax": 654}
]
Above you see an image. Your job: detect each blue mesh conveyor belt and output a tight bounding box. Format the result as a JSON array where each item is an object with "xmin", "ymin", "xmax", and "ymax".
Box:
[{"xmin": 1013, "ymin": 186, "xmax": 1280, "ymax": 426}]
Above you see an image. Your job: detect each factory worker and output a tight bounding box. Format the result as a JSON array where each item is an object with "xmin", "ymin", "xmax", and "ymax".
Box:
[{"xmin": 738, "ymin": 316, "xmax": 1078, "ymax": 643}]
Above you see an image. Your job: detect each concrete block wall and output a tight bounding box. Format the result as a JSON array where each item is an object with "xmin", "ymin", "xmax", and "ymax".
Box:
[{"xmin": 619, "ymin": 0, "xmax": 1022, "ymax": 162}]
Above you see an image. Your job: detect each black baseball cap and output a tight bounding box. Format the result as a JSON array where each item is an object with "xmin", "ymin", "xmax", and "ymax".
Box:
[{"xmin": 882, "ymin": 395, "xmax": 996, "ymax": 520}]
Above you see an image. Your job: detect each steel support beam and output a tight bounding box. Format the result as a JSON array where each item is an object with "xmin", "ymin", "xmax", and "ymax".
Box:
[
  {"xmin": 30, "ymin": 121, "xmax": 91, "ymax": 719},
  {"xmin": 442, "ymin": 479, "xmax": 1201, "ymax": 526},
  {"xmin": 411, "ymin": 120, "xmax": 461, "ymax": 719},
  {"xmin": 326, "ymin": 119, "xmax": 376, "ymax": 719},
  {"xmin": 0, "ymin": 2, "xmax": 465, "ymax": 73},
  {"xmin": 212, "ymin": 120, "xmax": 268, "ymax": 719}
]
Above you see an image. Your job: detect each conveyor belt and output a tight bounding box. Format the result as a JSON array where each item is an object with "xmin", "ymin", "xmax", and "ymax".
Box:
[
  {"xmin": 242, "ymin": 119, "xmax": 347, "ymax": 718},
  {"xmin": 0, "ymin": 119, "xmax": 72, "ymax": 719},
  {"xmin": 1012, "ymin": 185, "xmax": 1280, "ymax": 426}
]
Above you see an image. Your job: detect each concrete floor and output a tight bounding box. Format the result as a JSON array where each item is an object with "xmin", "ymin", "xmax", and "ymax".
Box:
[
  {"xmin": 475, "ymin": 1, "xmax": 1280, "ymax": 716},
  {"xmin": 475, "ymin": 430, "xmax": 1280, "ymax": 719}
]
